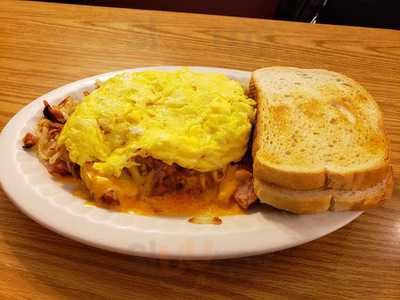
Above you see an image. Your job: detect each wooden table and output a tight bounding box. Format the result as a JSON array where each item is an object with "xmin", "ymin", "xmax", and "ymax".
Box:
[{"xmin": 1, "ymin": 1, "xmax": 399, "ymax": 299}]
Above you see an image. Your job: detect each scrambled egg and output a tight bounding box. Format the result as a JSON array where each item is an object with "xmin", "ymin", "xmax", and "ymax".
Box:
[{"xmin": 58, "ymin": 69, "xmax": 255, "ymax": 176}]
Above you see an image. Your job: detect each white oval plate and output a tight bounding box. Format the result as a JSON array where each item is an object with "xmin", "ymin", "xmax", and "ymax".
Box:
[{"xmin": 0, "ymin": 66, "xmax": 362, "ymax": 260}]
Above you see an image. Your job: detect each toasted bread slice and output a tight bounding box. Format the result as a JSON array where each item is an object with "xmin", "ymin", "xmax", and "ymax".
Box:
[
  {"xmin": 250, "ymin": 67, "xmax": 390, "ymax": 191},
  {"xmin": 253, "ymin": 168, "xmax": 393, "ymax": 214}
]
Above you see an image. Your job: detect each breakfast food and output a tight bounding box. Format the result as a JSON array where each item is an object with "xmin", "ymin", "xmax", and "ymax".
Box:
[
  {"xmin": 23, "ymin": 69, "xmax": 257, "ymax": 216},
  {"xmin": 250, "ymin": 67, "xmax": 393, "ymax": 213},
  {"xmin": 23, "ymin": 66, "xmax": 393, "ymax": 217}
]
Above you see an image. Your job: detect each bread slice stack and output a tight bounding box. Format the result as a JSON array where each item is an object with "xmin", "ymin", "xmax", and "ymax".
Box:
[{"xmin": 250, "ymin": 67, "xmax": 393, "ymax": 214}]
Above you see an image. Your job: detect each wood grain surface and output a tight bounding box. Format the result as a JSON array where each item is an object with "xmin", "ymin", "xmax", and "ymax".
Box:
[{"xmin": 1, "ymin": 1, "xmax": 400, "ymax": 299}]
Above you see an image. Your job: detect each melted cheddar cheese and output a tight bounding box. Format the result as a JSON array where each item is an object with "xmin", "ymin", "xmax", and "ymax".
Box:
[{"xmin": 78, "ymin": 163, "xmax": 247, "ymax": 216}]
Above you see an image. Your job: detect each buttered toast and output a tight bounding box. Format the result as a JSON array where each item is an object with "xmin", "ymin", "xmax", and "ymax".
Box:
[{"xmin": 250, "ymin": 67, "xmax": 392, "ymax": 213}]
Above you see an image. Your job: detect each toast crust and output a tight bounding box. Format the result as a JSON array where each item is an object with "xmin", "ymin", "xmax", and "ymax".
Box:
[
  {"xmin": 253, "ymin": 168, "xmax": 393, "ymax": 214},
  {"xmin": 251, "ymin": 67, "xmax": 391, "ymax": 191}
]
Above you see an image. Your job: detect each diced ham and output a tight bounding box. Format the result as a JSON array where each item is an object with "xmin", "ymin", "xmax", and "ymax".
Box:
[
  {"xmin": 43, "ymin": 100, "xmax": 66, "ymax": 124},
  {"xmin": 47, "ymin": 160, "xmax": 70, "ymax": 176},
  {"xmin": 101, "ymin": 191, "xmax": 120, "ymax": 206},
  {"xmin": 234, "ymin": 178, "xmax": 258, "ymax": 209},
  {"xmin": 22, "ymin": 132, "xmax": 38, "ymax": 149}
]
